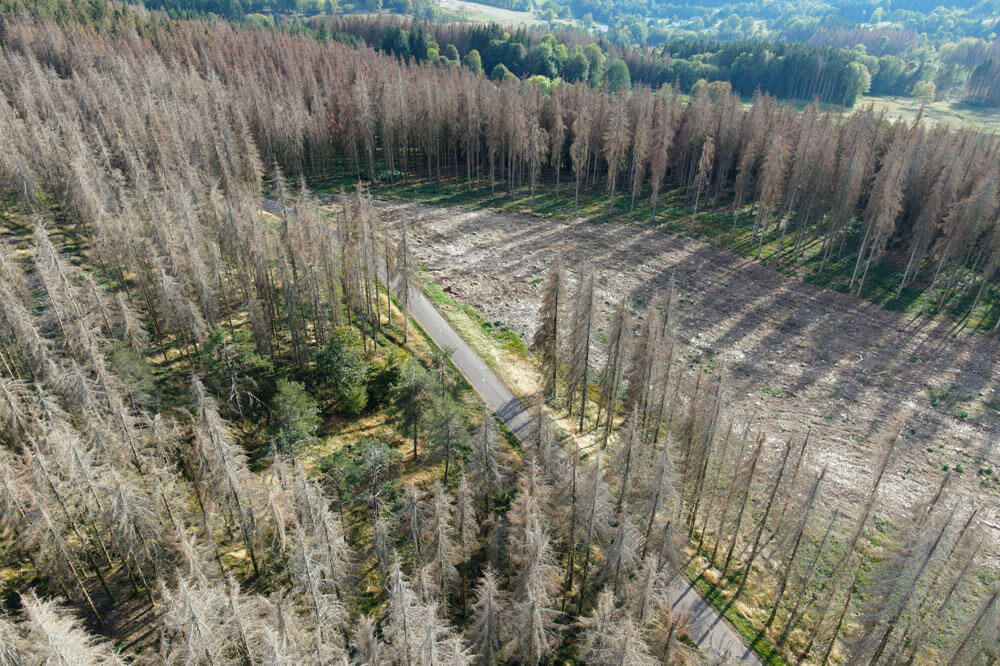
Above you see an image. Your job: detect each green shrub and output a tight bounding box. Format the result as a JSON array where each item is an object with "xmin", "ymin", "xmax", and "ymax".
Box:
[
  {"xmin": 107, "ymin": 341, "xmax": 157, "ymax": 410},
  {"xmin": 269, "ymin": 379, "xmax": 321, "ymax": 454},
  {"xmin": 314, "ymin": 326, "xmax": 369, "ymax": 415},
  {"xmin": 367, "ymin": 349, "xmax": 406, "ymax": 410},
  {"xmin": 320, "ymin": 437, "xmax": 401, "ymax": 507}
]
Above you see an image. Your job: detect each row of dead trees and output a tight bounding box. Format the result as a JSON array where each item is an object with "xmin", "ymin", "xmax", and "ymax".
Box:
[
  {"xmin": 4, "ymin": 16, "xmax": 1000, "ymax": 330},
  {"xmin": 529, "ymin": 253, "xmax": 999, "ymax": 664}
]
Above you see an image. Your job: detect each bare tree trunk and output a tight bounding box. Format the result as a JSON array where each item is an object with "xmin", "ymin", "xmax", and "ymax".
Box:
[
  {"xmin": 753, "ymin": 467, "xmax": 825, "ymax": 648},
  {"xmin": 723, "ymin": 439, "xmax": 793, "ymax": 613},
  {"xmin": 775, "ymin": 510, "xmax": 838, "ymax": 651},
  {"xmin": 721, "ymin": 434, "xmax": 763, "ymax": 578}
]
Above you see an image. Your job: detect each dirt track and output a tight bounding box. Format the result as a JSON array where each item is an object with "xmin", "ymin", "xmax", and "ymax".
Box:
[{"xmin": 378, "ymin": 199, "xmax": 1000, "ymax": 538}]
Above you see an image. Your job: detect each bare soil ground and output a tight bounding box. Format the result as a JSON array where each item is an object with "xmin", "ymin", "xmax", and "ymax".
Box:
[{"xmin": 377, "ymin": 199, "xmax": 1000, "ymax": 540}]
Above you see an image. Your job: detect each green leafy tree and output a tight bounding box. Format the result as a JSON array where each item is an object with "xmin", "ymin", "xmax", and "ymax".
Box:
[
  {"xmin": 911, "ymin": 79, "xmax": 936, "ymax": 102},
  {"xmin": 367, "ymin": 348, "xmax": 406, "ymax": 410},
  {"xmin": 527, "ymin": 43, "xmax": 558, "ymax": 79},
  {"xmin": 430, "ymin": 395, "xmax": 469, "ymax": 483},
  {"xmin": 563, "ymin": 52, "xmax": 590, "ymax": 83},
  {"xmin": 442, "ymin": 44, "xmax": 460, "ymax": 63},
  {"xmin": 491, "ymin": 63, "xmax": 512, "ymax": 82},
  {"xmin": 408, "ymin": 26, "xmax": 431, "ymax": 62},
  {"xmin": 314, "ymin": 326, "xmax": 369, "ymax": 415},
  {"xmin": 603, "ymin": 58, "xmax": 631, "ymax": 93},
  {"xmin": 842, "ymin": 61, "xmax": 872, "ymax": 107},
  {"xmin": 463, "ymin": 48, "xmax": 484, "ymax": 74},
  {"xmin": 107, "ymin": 341, "xmax": 157, "ymax": 410},
  {"xmin": 381, "ymin": 24, "xmax": 410, "ymax": 60},
  {"xmin": 583, "ymin": 43, "xmax": 606, "ymax": 86},
  {"xmin": 321, "ymin": 437, "xmax": 401, "ymax": 516},
  {"xmin": 269, "ymin": 379, "xmax": 321, "ymax": 454}
]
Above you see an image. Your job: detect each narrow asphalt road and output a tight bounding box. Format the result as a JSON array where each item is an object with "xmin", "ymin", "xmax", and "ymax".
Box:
[{"xmin": 263, "ymin": 197, "xmax": 761, "ymax": 664}]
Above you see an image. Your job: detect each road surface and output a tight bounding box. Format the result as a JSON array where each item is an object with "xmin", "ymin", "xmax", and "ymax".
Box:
[{"xmin": 262, "ymin": 197, "xmax": 761, "ymax": 664}]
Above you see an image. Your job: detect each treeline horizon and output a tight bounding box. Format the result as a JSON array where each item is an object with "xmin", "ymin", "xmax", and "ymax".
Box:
[
  {"xmin": 323, "ymin": 14, "xmax": 1000, "ymax": 108},
  {"xmin": 23, "ymin": 0, "xmax": 1000, "ymax": 108},
  {"xmin": 321, "ymin": 15, "xmax": 874, "ymax": 106}
]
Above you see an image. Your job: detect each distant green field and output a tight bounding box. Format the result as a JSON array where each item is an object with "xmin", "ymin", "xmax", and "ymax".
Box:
[
  {"xmin": 744, "ymin": 94, "xmax": 1000, "ymax": 134},
  {"xmin": 438, "ymin": 0, "xmax": 543, "ymax": 24},
  {"xmin": 438, "ymin": 0, "xmax": 589, "ymax": 28},
  {"xmin": 863, "ymin": 95, "xmax": 1000, "ymax": 133}
]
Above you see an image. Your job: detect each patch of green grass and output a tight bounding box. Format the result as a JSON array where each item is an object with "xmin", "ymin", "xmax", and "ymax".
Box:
[
  {"xmin": 422, "ymin": 278, "xmax": 528, "ymax": 356},
  {"xmin": 438, "ymin": 0, "xmax": 544, "ymax": 25},
  {"xmin": 421, "ymin": 279, "xmax": 452, "ymax": 307},
  {"xmin": 927, "ymin": 384, "xmax": 982, "ymax": 420},
  {"xmin": 929, "ymin": 385, "xmax": 957, "ymax": 407},
  {"xmin": 864, "ymin": 95, "xmax": 1000, "ymax": 134}
]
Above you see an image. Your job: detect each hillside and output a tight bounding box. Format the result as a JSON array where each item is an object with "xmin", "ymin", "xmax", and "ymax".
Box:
[{"xmin": 0, "ymin": 3, "xmax": 998, "ymax": 665}]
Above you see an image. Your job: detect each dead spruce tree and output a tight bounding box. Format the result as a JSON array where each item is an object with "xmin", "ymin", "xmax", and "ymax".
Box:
[
  {"xmin": 720, "ymin": 432, "xmax": 765, "ymax": 578},
  {"xmin": 158, "ymin": 577, "xmax": 234, "ymax": 665},
  {"xmin": 423, "ymin": 480, "xmax": 461, "ymax": 609},
  {"xmin": 504, "ymin": 462, "xmax": 563, "ymax": 665},
  {"xmin": 384, "ymin": 555, "xmax": 471, "ymax": 666},
  {"xmin": 20, "ymin": 592, "xmax": 117, "ymax": 665},
  {"xmin": 848, "ymin": 475, "xmax": 955, "ymax": 665},
  {"xmin": 690, "ymin": 135, "xmax": 716, "ymax": 225},
  {"xmin": 723, "ymin": 438, "xmax": 793, "ymax": 614},
  {"xmin": 578, "ymin": 587, "xmax": 657, "ymax": 666},
  {"xmin": 468, "ymin": 411, "xmax": 507, "ymax": 517},
  {"xmin": 596, "ymin": 298, "xmax": 629, "ymax": 448},
  {"xmin": 396, "ymin": 221, "xmax": 417, "ymax": 344},
  {"xmin": 638, "ymin": 434, "xmax": 681, "ymax": 561},
  {"xmin": 801, "ymin": 427, "xmax": 899, "ymax": 662},
  {"xmin": 287, "ymin": 522, "xmax": 350, "ymax": 659},
  {"xmin": 891, "ymin": 508, "xmax": 985, "ymax": 664},
  {"xmin": 576, "ymin": 452, "xmax": 614, "ymax": 614},
  {"xmin": 190, "ymin": 377, "xmax": 262, "ymax": 577},
  {"xmin": 532, "ymin": 256, "xmax": 563, "ymax": 404},
  {"xmin": 570, "ymin": 104, "xmax": 593, "ymax": 216},
  {"xmin": 468, "ymin": 567, "xmax": 504, "ymax": 666},
  {"xmin": 603, "ymin": 102, "xmax": 632, "ymax": 217},
  {"xmin": 753, "ymin": 466, "xmax": 826, "ymax": 648},
  {"xmin": 565, "ymin": 267, "xmax": 595, "ymax": 432},
  {"xmin": 454, "ymin": 473, "xmax": 480, "ymax": 609}
]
